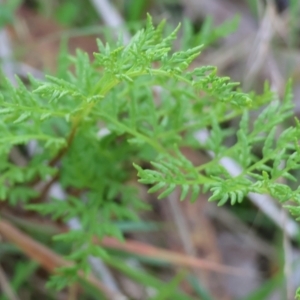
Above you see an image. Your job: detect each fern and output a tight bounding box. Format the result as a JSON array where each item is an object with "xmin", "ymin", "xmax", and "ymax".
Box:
[{"xmin": 1, "ymin": 13, "xmax": 300, "ymax": 297}]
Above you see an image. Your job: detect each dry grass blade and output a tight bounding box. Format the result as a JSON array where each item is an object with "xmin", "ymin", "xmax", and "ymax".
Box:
[
  {"xmin": 243, "ymin": 2, "xmax": 277, "ymax": 90},
  {"xmin": 90, "ymin": 0, "xmax": 130, "ymax": 43}
]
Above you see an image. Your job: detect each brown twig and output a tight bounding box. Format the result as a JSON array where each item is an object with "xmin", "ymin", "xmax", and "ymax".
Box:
[
  {"xmin": 0, "ymin": 219, "xmax": 126, "ymax": 300},
  {"xmin": 0, "ymin": 214, "xmax": 252, "ymax": 278},
  {"xmin": 99, "ymin": 237, "xmax": 252, "ymax": 277}
]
